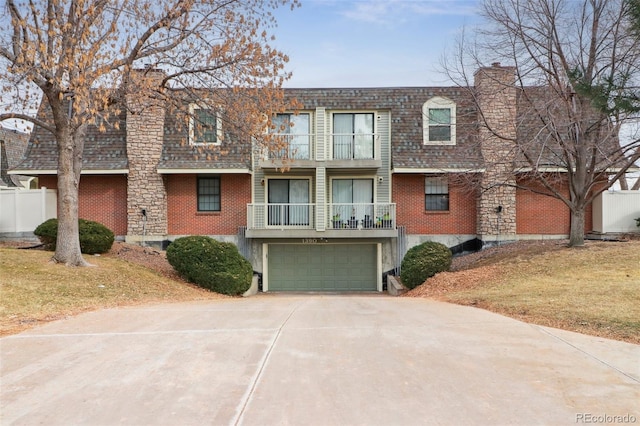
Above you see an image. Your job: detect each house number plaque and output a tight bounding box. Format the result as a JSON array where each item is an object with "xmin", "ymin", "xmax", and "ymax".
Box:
[{"xmin": 302, "ymin": 239, "xmax": 318, "ymax": 244}]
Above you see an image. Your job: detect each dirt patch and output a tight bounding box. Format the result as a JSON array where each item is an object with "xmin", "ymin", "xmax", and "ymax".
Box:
[{"xmin": 103, "ymin": 242, "xmax": 186, "ymax": 282}]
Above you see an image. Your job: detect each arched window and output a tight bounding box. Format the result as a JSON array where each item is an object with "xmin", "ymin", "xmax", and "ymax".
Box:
[{"xmin": 422, "ymin": 97, "xmax": 456, "ymax": 145}]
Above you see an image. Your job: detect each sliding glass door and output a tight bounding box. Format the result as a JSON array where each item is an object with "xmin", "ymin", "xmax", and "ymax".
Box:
[
  {"xmin": 332, "ymin": 179, "xmax": 374, "ymax": 227},
  {"xmin": 268, "ymin": 179, "xmax": 310, "ymax": 226}
]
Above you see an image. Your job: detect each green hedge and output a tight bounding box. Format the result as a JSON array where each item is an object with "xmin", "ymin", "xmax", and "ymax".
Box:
[
  {"xmin": 33, "ymin": 218, "xmax": 115, "ymax": 254},
  {"xmin": 166, "ymin": 236, "xmax": 252, "ymax": 296},
  {"xmin": 400, "ymin": 241, "xmax": 452, "ymax": 290}
]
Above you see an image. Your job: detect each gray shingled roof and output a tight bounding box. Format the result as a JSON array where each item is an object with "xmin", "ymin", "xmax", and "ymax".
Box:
[
  {"xmin": 1, "ymin": 127, "xmax": 30, "ymax": 185},
  {"xmin": 285, "ymin": 87, "xmax": 483, "ymax": 170},
  {"xmin": 156, "ymin": 108, "xmax": 252, "ymax": 171},
  {"xmin": 13, "ymin": 102, "xmax": 128, "ymax": 172},
  {"xmin": 21, "ymin": 86, "xmax": 599, "ymax": 174},
  {"xmin": 516, "ymin": 87, "xmax": 622, "ymax": 169}
]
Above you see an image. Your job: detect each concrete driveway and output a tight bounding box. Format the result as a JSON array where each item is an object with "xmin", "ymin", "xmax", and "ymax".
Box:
[{"xmin": 1, "ymin": 295, "xmax": 638, "ymax": 426}]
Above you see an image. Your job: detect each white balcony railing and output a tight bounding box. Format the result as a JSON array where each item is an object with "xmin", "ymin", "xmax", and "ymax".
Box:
[
  {"xmin": 246, "ymin": 203, "xmax": 396, "ymax": 230},
  {"xmin": 247, "ymin": 203, "xmax": 316, "ymax": 229},
  {"xmin": 332, "ymin": 133, "xmax": 375, "ymax": 160},
  {"xmin": 264, "ymin": 134, "xmax": 314, "ymax": 160},
  {"xmin": 327, "ymin": 203, "xmax": 395, "ymax": 230}
]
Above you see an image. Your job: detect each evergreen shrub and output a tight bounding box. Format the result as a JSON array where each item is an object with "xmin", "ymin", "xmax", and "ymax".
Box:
[
  {"xmin": 166, "ymin": 235, "xmax": 252, "ymax": 296},
  {"xmin": 33, "ymin": 218, "xmax": 115, "ymax": 254},
  {"xmin": 400, "ymin": 241, "xmax": 452, "ymax": 289}
]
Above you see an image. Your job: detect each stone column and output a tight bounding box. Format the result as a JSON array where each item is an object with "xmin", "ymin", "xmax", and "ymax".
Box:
[
  {"xmin": 125, "ymin": 70, "xmax": 168, "ymax": 243},
  {"xmin": 474, "ymin": 63, "xmax": 517, "ymax": 243}
]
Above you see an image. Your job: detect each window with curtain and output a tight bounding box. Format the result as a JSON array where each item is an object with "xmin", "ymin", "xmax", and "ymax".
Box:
[
  {"xmin": 270, "ymin": 113, "xmax": 311, "ymax": 159},
  {"xmin": 197, "ymin": 176, "xmax": 221, "ymax": 211},
  {"xmin": 332, "ymin": 179, "xmax": 374, "ymax": 225},
  {"xmin": 267, "ymin": 179, "xmax": 310, "ymax": 225},
  {"xmin": 333, "ymin": 113, "xmax": 374, "ymax": 159},
  {"xmin": 425, "ymin": 176, "xmax": 449, "ymax": 211}
]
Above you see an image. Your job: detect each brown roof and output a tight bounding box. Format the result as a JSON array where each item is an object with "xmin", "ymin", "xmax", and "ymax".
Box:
[
  {"xmin": 516, "ymin": 87, "xmax": 622, "ymax": 170},
  {"xmin": 157, "ymin": 108, "xmax": 252, "ymax": 171},
  {"xmin": 13, "ymin": 101, "xmax": 128, "ymax": 172},
  {"xmin": 285, "ymin": 87, "xmax": 483, "ymax": 170},
  {"xmin": 16, "ymin": 87, "xmax": 486, "ymax": 174}
]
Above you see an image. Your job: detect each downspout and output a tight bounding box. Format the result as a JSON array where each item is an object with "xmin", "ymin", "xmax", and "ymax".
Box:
[
  {"xmin": 496, "ymin": 205, "xmax": 502, "ymax": 245},
  {"xmin": 141, "ymin": 208, "xmax": 147, "ymax": 246}
]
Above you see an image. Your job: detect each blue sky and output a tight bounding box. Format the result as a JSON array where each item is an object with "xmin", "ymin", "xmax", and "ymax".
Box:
[{"xmin": 270, "ymin": 0, "xmax": 481, "ymax": 88}]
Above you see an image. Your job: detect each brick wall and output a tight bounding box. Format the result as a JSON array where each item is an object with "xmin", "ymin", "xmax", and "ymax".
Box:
[
  {"xmin": 167, "ymin": 174, "xmax": 251, "ymax": 235},
  {"xmin": 393, "ymin": 174, "xmax": 477, "ymax": 234},
  {"xmin": 39, "ymin": 175, "xmax": 128, "ymax": 235},
  {"xmin": 516, "ymin": 177, "xmax": 594, "ymax": 234}
]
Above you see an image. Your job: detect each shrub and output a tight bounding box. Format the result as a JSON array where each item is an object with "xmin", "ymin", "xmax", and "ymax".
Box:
[
  {"xmin": 166, "ymin": 236, "xmax": 252, "ymax": 296},
  {"xmin": 400, "ymin": 241, "xmax": 452, "ymax": 289},
  {"xmin": 635, "ymin": 217, "xmax": 640, "ymax": 228},
  {"xmin": 33, "ymin": 218, "xmax": 115, "ymax": 254}
]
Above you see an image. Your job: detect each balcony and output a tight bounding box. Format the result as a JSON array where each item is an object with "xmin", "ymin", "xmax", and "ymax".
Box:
[
  {"xmin": 258, "ymin": 133, "xmax": 382, "ymax": 169},
  {"xmin": 328, "ymin": 203, "xmax": 396, "ymax": 230},
  {"xmin": 258, "ymin": 134, "xmax": 316, "ymax": 169},
  {"xmin": 328, "ymin": 133, "xmax": 381, "ymax": 169},
  {"xmin": 245, "ymin": 203, "xmax": 397, "ymax": 238}
]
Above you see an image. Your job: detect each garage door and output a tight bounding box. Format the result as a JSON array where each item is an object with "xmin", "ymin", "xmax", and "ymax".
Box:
[{"xmin": 267, "ymin": 244, "xmax": 377, "ymax": 291}]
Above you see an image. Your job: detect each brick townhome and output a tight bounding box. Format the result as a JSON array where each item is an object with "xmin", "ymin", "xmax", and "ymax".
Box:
[{"xmin": 12, "ymin": 64, "xmax": 592, "ymax": 292}]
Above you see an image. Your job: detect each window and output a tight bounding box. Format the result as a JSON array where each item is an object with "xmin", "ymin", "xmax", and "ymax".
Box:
[
  {"xmin": 270, "ymin": 113, "xmax": 311, "ymax": 159},
  {"xmin": 425, "ymin": 176, "xmax": 449, "ymax": 211},
  {"xmin": 197, "ymin": 176, "xmax": 221, "ymax": 211},
  {"xmin": 190, "ymin": 105, "xmax": 222, "ymax": 145},
  {"xmin": 423, "ymin": 97, "xmax": 456, "ymax": 145},
  {"xmin": 333, "ymin": 113, "xmax": 375, "ymax": 159}
]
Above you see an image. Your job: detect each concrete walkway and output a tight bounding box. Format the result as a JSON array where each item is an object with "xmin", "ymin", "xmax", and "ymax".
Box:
[{"xmin": 1, "ymin": 295, "xmax": 638, "ymax": 426}]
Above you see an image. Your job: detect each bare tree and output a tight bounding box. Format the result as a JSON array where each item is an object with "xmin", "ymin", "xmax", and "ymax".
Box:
[
  {"xmin": 0, "ymin": 0, "xmax": 299, "ymax": 266},
  {"xmin": 446, "ymin": 0, "xmax": 640, "ymax": 246}
]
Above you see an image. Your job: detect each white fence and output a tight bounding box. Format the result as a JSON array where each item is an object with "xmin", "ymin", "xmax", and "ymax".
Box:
[
  {"xmin": 0, "ymin": 188, "xmax": 57, "ymax": 234},
  {"xmin": 593, "ymin": 191, "xmax": 640, "ymax": 233}
]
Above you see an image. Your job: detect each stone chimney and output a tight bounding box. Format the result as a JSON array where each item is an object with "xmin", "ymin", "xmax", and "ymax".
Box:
[
  {"xmin": 474, "ymin": 63, "xmax": 517, "ymax": 244},
  {"xmin": 125, "ymin": 68, "xmax": 168, "ymax": 244}
]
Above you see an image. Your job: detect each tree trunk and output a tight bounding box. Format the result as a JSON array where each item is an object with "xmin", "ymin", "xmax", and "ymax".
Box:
[
  {"xmin": 568, "ymin": 207, "xmax": 586, "ymax": 247},
  {"xmin": 53, "ymin": 124, "xmax": 89, "ymax": 266},
  {"xmin": 618, "ymin": 175, "xmax": 629, "ymax": 190}
]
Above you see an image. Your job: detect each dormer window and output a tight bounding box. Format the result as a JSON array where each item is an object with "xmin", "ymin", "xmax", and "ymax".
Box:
[
  {"xmin": 423, "ymin": 97, "xmax": 456, "ymax": 145},
  {"xmin": 189, "ymin": 104, "xmax": 222, "ymax": 145}
]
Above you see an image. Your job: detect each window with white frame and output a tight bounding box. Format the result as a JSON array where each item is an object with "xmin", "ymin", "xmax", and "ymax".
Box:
[
  {"xmin": 425, "ymin": 176, "xmax": 449, "ymax": 211},
  {"xmin": 270, "ymin": 113, "xmax": 311, "ymax": 159},
  {"xmin": 189, "ymin": 104, "xmax": 222, "ymax": 145},
  {"xmin": 332, "ymin": 113, "xmax": 375, "ymax": 160},
  {"xmin": 422, "ymin": 97, "xmax": 456, "ymax": 145}
]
